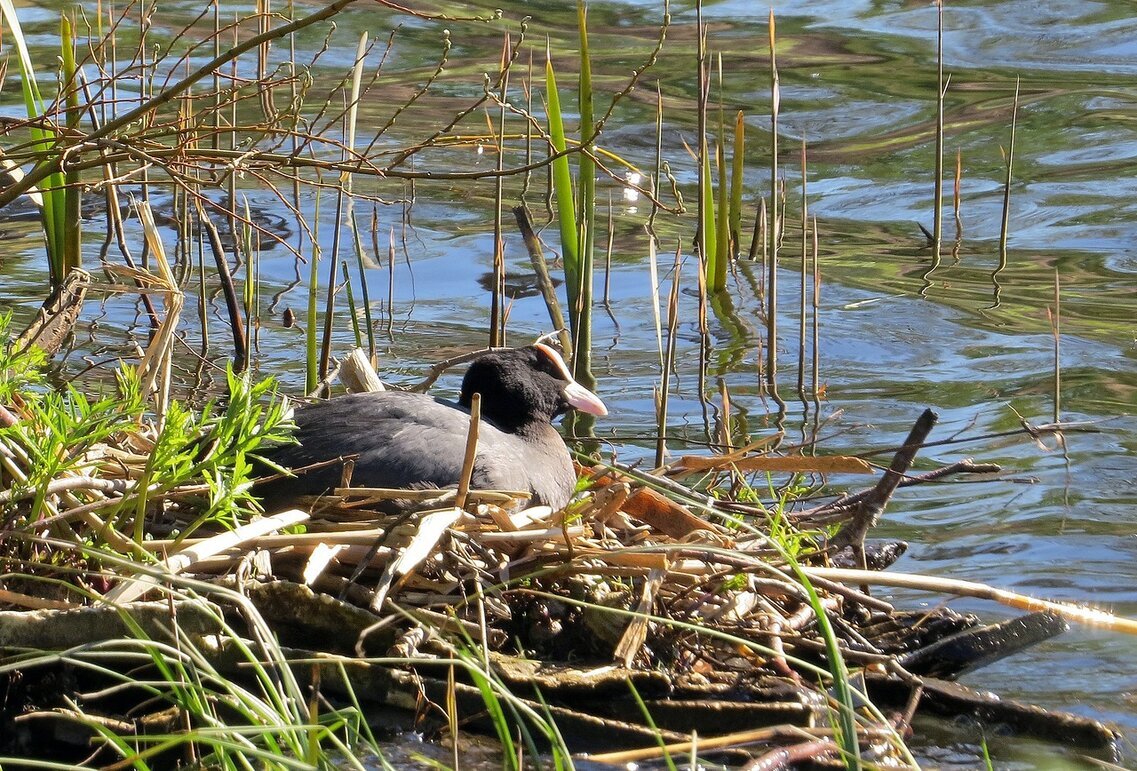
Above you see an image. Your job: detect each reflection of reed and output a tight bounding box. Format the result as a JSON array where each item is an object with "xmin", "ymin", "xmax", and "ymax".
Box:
[
  {"xmin": 1049, "ymin": 270, "xmax": 1062, "ymax": 424},
  {"xmin": 919, "ymin": 250, "xmax": 940, "ymax": 299},
  {"xmin": 989, "ymin": 254, "xmax": 1005, "ymax": 310},
  {"xmin": 953, "ymin": 148, "xmax": 964, "ymax": 249},
  {"xmin": 489, "ymin": 33, "xmax": 511, "ymax": 349}
]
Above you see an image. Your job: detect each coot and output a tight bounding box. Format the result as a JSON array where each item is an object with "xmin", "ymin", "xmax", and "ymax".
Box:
[{"xmin": 257, "ymin": 344, "xmax": 606, "ymax": 511}]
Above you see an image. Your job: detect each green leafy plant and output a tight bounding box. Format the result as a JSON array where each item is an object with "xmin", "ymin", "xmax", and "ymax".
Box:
[
  {"xmin": 0, "ymin": 356, "xmax": 293, "ymax": 557},
  {"xmin": 0, "ymin": 312, "xmax": 48, "ymax": 400}
]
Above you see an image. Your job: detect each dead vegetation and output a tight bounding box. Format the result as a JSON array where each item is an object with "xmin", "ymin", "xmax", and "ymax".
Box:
[{"xmin": 0, "ymin": 314, "xmax": 1125, "ymax": 766}]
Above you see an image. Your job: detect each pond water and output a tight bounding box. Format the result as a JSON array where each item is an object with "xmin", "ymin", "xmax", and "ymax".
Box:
[{"xmin": 3, "ymin": 0, "xmax": 1136, "ymax": 767}]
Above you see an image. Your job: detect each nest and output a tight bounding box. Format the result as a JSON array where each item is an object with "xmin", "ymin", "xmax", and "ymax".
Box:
[
  {"xmin": 3, "ymin": 395, "xmax": 1124, "ymax": 767},
  {"xmin": 0, "ymin": 308, "xmax": 1126, "ymax": 765}
]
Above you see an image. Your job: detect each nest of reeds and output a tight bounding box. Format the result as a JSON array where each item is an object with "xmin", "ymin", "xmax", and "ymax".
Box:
[
  {"xmin": 0, "ymin": 279, "xmax": 1126, "ymax": 766},
  {"xmin": 1, "ymin": 342, "xmax": 1124, "ymax": 768}
]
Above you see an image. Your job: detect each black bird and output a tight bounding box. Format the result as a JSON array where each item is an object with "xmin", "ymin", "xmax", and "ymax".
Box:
[{"xmin": 257, "ymin": 344, "xmax": 606, "ymax": 512}]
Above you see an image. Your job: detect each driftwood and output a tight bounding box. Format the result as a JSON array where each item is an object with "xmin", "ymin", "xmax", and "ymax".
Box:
[
  {"xmin": 13, "ymin": 268, "xmax": 90, "ymax": 357},
  {"xmin": 826, "ymin": 408, "xmax": 937, "ymax": 565}
]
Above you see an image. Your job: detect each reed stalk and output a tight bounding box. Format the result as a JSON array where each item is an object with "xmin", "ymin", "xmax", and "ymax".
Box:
[
  {"xmin": 729, "ymin": 110, "xmax": 745, "ymax": 255},
  {"xmin": 695, "ymin": 0, "xmax": 711, "ymax": 333},
  {"xmin": 953, "ymin": 147, "xmax": 963, "ymax": 241},
  {"xmin": 797, "ymin": 137, "xmax": 808, "ymax": 398},
  {"xmin": 647, "ymin": 83, "xmax": 664, "ymax": 236},
  {"xmin": 343, "ymin": 259, "xmax": 363, "ymax": 349},
  {"xmin": 319, "ymin": 174, "xmax": 345, "ymax": 383},
  {"xmin": 60, "ymin": 14, "xmax": 82, "ymax": 275},
  {"xmin": 998, "ymin": 77, "xmax": 1020, "ymax": 262},
  {"xmin": 707, "ymin": 54, "xmax": 729, "ymax": 295},
  {"xmin": 648, "ymin": 235, "xmax": 663, "ymax": 371},
  {"xmin": 491, "ymin": 32, "xmax": 512, "ymax": 347},
  {"xmin": 767, "ymin": 9, "xmax": 780, "ymax": 388},
  {"xmin": 713, "ymin": 130, "xmax": 730, "ymax": 293},
  {"xmin": 387, "ymin": 226, "xmax": 397, "ymax": 339},
  {"xmin": 932, "ymin": 0, "xmax": 945, "ymax": 259},
  {"xmin": 656, "ymin": 245, "xmax": 683, "ymax": 469},
  {"xmin": 305, "ymin": 190, "xmax": 322, "ymax": 394},
  {"xmin": 811, "ymin": 216, "xmax": 820, "ymax": 404},
  {"xmin": 346, "ymin": 33, "xmax": 376, "ymax": 362},
  {"xmin": 603, "ymin": 196, "xmax": 615, "ymax": 307}
]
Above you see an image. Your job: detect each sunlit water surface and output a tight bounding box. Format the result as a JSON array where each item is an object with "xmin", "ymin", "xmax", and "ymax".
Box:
[{"xmin": 3, "ymin": 0, "xmax": 1136, "ymax": 766}]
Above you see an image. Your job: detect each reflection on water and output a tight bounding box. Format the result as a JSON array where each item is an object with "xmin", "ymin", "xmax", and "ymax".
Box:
[{"xmin": 3, "ymin": 0, "xmax": 1136, "ymax": 764}]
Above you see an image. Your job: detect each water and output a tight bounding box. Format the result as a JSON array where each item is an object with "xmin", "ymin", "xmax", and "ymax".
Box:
[{"xmin": 2, "ymin": 0, "xmax": 1135, "ymax": 766}]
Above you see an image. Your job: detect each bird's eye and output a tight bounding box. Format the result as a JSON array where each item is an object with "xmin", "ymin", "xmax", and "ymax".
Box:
[{"xmin": 533, "ymin": 343, "xmax": 574, "ymax": 381}]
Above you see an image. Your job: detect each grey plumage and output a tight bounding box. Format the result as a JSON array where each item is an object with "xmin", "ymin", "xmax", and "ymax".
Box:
[{"xmin": 256, "ymin": 345, "xmax": 606, "ymax": 512}]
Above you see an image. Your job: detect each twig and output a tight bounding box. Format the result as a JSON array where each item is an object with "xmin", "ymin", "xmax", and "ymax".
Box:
[
  {"xmin": 0, "ymin": 475, "xmax": 131, "ymax": 506},
  {"xmin": 827, "ymin": 409, "xmax": 937, "ymax": 564},
  {"xmin": 805, "ymin": 566, "xmax": 1137, "ymax": 636},
  {"xmin": 455, "ymin": 393, "xmax": 480, "ymax": 509},
  {"xmin": 198, "ymin": 206, "xmax": 248, "ymax": 368},
  {"xmin": 512, "ymin": 205, "xmax": 572, "ymax": 355}
]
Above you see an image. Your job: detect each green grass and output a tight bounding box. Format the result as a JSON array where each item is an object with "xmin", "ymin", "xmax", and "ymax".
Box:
[{"xmin": 0, "ymin": 567, "xmax": 381, "ymax": 770}]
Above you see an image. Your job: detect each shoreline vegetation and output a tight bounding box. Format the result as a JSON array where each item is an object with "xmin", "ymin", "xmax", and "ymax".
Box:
[
  {"xmin": 1, "ymin": 303, "xmax": 1127, "ymax": 767},
  {"xmin": 0, "ymin": 0, "xmax": 1131, "ymax": 768}
]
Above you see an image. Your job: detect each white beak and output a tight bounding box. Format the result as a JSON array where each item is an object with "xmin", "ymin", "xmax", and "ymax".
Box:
[{"xmin": 563, "ymin": 380, "xmax": 608, "ymax": 417}]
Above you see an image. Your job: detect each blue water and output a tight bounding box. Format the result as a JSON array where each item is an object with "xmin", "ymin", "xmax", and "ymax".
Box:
[{"xmin": 2, "ymin": 0, "xmax": 1135, "ymax": 766}]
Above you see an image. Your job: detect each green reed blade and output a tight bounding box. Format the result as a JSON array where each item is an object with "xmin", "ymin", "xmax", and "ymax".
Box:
[
  {"xmin": 544, "ymin": 43, "xmax": 578, "ymax": 289},
  {"xmin": 729, "ymin": 110, "xmax": 745, "ymax": 254},
  {"xmin": 60, "ymin": 13, "xmax": 82, "ymax": 273},
  {"xmin": 701, "ymin": 150, "xmax": 717, "ymax": 290},
  {"xmin": 714, "ymin": 137, "xmax": 729, "ymax": 293},
  {"xmin": 1, "ymin": 0, "xmax": 69, "ymax": 285},
  {"xmin": 574, "ymin": 0, "xmax": 596, "ymax": 385}
]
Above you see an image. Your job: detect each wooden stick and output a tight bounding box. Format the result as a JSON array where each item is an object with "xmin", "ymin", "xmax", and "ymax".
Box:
[
  {"xmin": 456, "ymin": 393, "xmax": 480, "ymax": 510},
  {"xmin": 805, "ymin": 567, "xmax": 1137, "ymax": 636}
]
